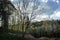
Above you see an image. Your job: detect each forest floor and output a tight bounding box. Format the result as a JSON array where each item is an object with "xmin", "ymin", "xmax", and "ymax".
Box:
[{"xmin": 0, "ymin": 29, "xmax": 60, "ymax": 40}]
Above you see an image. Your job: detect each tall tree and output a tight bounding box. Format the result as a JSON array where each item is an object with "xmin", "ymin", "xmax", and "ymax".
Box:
[
  {"xmin": 0, "ymin": 0, "xmax": 9, "ymax": 30},
  {"xmin": 0, "ymin": 0, "xmax": 15, "ymax": 30},
  {"xmin": 13, "ymin": 0, "xmax": 47, "ymax": 32},
  {"xmin": 12, "ymin": 0, "xmax": 51, "ymax": 37}
]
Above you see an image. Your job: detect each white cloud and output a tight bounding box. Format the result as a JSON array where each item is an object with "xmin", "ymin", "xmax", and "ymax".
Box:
[
  {"xmin": 50, "ymin": 11, "xmax": 60, "ymax": 19},
  {"xmin": 56, "ymin": 0, "xmax": 59, "ymax": 4},
  {"xmin": 11, "ymin": 0, "xmax": 14, "ymax": 1},
  {"xmin": 55, "ymin": 12, "xmax": 60, "ymax": 17},
  {"xmin": 42, "ymin": 0, "xmax": 48, "ymax": 3},
  {"xmin": 32, "ymin": 14, "xmax": 49, "ymax": 22},
  {"xmin": 53, "ymin": 0, "xmax": 59, "ymax": 4}
]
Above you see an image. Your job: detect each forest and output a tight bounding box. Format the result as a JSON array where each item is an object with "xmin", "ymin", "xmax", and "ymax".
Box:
[{"xmin": 0, "ymin": 0, "xmax": 60, "ymax": 40}]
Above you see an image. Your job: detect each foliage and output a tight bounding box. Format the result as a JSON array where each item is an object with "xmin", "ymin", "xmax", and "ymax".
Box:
[
  {"xmin": 8, "ymin": 20, "xmax": 60, "ymax": 33},
  {"xmin": 0, "ymin": 31, "xmax": 27, "ymax": 40}
]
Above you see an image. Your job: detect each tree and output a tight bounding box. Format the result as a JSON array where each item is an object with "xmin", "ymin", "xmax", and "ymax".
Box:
[
  {"xmin": 12, "ymin": 0, "xmax": 52, "ymax": 38},
  {"xmin": 13, "ymin": 0, "xmax": 48, "ymax": 32},
  {"xmin": 0, "ymin": 0, "xmax": 10, "ymax": 30},
  {"xmin": 0, "ymin": 0, "xmax": 16, "ymax": 30}
]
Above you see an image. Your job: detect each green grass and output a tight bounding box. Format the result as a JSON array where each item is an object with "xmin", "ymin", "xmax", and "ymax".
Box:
[
  {"xmin": 0, "ymin": 29, "xmax": 60, "ymax": 40},
  {"xmin": 0, "ymin": 31, "xmax": 28, "ymax": 40}
]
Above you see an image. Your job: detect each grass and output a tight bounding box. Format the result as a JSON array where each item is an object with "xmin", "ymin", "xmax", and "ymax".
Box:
[
  {"xmin": 0, "ymin": 30, "xmax": 28, "ymax": 40},
  {"xmin": 0, "ymin": 29, "xmax": 60, "ymax": 40}
]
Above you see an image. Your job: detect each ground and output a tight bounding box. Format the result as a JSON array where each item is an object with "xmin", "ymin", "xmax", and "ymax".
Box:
[{"xmin": 0, "ymin": 29, "xmax": 60, "ymax": 40}]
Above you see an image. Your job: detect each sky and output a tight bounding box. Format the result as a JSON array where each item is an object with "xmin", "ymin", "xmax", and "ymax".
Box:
[{"xmin": 10, "ymin": 0, "xmax": 60, "ymax": 22}]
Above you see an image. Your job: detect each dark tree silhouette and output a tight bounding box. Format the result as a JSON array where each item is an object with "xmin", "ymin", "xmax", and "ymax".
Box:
[
  {"xmin": 0, "ymin": 0, "xmax": 9, "ymax": 30},
  {"xmin": 0, "ymin": 0, "xmax": 15, "ymax": 30}
]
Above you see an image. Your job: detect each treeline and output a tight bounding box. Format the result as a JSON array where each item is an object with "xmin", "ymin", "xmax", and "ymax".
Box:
[
  {"xmin": 32, "ymin": 20, "xmax": 60, "ymax": 31},
  {"xmin": 6, "ymin": 18, "xmax": 60, "ymax": 38},
  {"xmin": 29, "ymin": 20, "xmax": 60, "ymax": 38}
]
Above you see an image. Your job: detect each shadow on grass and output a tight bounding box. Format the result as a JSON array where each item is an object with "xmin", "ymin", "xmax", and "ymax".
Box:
[
  {"xmin": 0, "ymin": 28, "xmax": 28, "ymax": 40},
  {"xmin": 0, "ymin": 28, "xmax": 60, "ymax": 40}
]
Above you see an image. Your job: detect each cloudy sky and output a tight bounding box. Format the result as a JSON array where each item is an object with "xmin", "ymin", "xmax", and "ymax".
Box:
[{"xmin": 10, "ymin": 0, "xmax": 60, "ymax": 21}]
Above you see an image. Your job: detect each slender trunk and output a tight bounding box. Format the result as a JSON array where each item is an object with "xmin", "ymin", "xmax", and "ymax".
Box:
[{"xmin": 2, "ymin": 12, "xmax": 8, "ymax": 31}]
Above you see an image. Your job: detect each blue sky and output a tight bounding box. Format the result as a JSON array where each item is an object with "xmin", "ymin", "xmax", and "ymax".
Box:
[{"xmin": 11, "ymin": 0, "xmax": 60, "ymax": 21}]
